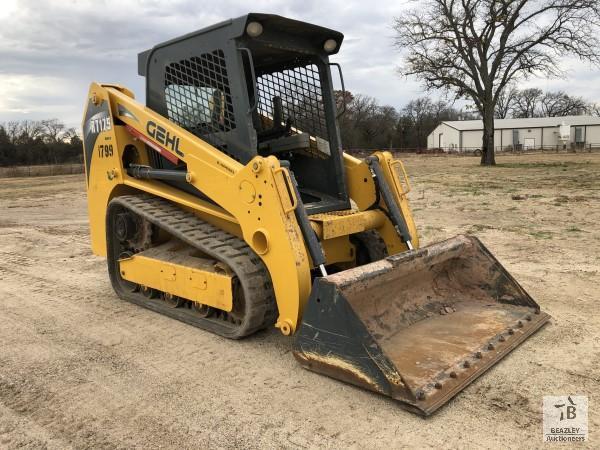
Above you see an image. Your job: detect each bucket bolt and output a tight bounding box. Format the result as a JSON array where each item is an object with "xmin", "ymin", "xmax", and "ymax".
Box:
[
  {"xmin": 488, "ymin": 343, "xmax": 495, "ymax": 351},
  {"xmin": 499, "ymin": 335, "xmax": 506, "ymax": 342}
]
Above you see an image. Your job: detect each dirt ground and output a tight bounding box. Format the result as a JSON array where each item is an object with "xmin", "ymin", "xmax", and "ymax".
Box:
[{"xmin": 0, "ymin": 153, "xmax": 598, "ymax": 449}]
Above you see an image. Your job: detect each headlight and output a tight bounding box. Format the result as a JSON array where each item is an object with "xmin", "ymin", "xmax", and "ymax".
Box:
[
  {"xmin": 323, "ymin": 39, "xmax": 337, "ymax": 53},
  {"xmin": 246, "ymin": 22, "xmax": 263, "ymax": 38}
]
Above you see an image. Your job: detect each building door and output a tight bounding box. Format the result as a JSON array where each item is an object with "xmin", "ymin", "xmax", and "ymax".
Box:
[
  {"xmin": 524, "ymin": 138, "xmax": 536, "ymax": 149},
  {"xmin": 438, "ymin": 133, "xmax": 444, "ymax": 148}
]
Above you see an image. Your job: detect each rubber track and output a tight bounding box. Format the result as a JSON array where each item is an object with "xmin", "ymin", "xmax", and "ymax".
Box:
[{"xmin": 109, "ymin": 194, "xmax": 277, "ymax": 339}]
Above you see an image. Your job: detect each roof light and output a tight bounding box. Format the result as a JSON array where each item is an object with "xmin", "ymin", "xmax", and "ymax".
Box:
[
  {"xmin": 246, "ymin": 22, "xmax": 263, "ymax": 38},
  {"xmin": 323, "ymin": 39, "xmax": 337, "ymax": 53}
]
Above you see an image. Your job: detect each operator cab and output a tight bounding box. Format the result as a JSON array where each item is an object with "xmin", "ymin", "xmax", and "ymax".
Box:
[{"xmin": 138, "ymin": 13, "xmax": 349, "ymax": 214}]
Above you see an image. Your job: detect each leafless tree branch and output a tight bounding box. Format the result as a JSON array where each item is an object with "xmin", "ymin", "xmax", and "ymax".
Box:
[{"xmin": 394, "ymin": 0, "xmax": 600, "ymax": 164}]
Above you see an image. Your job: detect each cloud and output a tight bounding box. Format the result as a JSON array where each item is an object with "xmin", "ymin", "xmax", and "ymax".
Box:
[
  {"xmin": 0, "ymin": 74, "xmax": 74, "ymax": 115},
  {"xmin": 1, "ymin": 0, "xmax": 599, "ymax": 128}
]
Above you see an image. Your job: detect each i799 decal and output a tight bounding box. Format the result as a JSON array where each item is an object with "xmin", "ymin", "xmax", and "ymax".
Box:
[{"xmin": 82, "ymin": 99, "xmax": 112, "ymax": 183}]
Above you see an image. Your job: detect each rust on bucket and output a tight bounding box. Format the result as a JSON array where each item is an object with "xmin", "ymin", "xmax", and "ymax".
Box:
[{"xmin": 293, "ymin": 235, "xmax": 550, "ymax": 415}]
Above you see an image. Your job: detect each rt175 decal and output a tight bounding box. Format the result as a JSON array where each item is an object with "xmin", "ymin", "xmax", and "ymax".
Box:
[{"xmin": 89, "ymin": 116, "xmax": 112, "ymax": 133}]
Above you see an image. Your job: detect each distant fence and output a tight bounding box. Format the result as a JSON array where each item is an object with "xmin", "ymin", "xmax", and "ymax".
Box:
[
  {"xmin": 425, "ymin": 143, "xmax": 600, "ymax": 156},
  {"xmin": 0, "ymin": 163, "xmax": 84, "ymax": 178},
  {"xmin": 348, "ymin": 143, "xmax": 600, "ymax": 158},
  {"xmin": 347, "ymin": 148, "xmax": 443, "ymax": 158}
]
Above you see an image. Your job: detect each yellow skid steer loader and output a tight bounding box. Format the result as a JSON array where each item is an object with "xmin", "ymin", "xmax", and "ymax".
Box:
[{"xmin": 82, "ymin": 13, "xmax": 549, "ymax": 415}]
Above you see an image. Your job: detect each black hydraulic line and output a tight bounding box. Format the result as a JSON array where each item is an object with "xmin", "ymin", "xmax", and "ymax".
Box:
[
  {"xmin": 280, "ymin": 161, "xmax": 328, "ymax": 276},
  {"xmin": 127, "ymin": 164, "xmax": 188, "ymax": 182},
  {"xmin": 365, "ymin": 156, "xmax": 414, "ymax": 250}
]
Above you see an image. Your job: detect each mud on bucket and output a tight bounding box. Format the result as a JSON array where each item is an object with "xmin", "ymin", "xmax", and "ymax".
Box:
[{"xmin": 292, "ymin": 234, "xmax": 550, "ymax": 415}]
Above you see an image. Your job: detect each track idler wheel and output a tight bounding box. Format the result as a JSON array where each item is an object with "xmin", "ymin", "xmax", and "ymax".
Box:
[
  {"xmin": 192, "ymin": 302, "xmax": 214, "ymax": 318},
  {"xmin": 162, "ymin": 292, "xmax": 185, "ymax": 308},
  {"xmin": 115, "ymin": 212, "xmax": 138, "ymax": 242},
  {"xmin": 140, "ymin": 285, "xmax": 157, "ymax": 299}
]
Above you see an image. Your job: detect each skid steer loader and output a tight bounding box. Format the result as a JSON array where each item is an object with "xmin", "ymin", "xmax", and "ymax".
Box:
[{"xmin": 82, "ymin": 13, "xmax": 549, "ymax": 415}]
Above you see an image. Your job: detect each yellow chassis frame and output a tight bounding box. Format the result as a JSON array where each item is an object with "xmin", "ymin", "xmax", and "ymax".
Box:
[
  {"xmin": 83, "ymin": 83, "xmax": 419, "ymax": 335},
  {"xmin": 119, "ymin": 253, "xmax": 234, "ymax": 312}
]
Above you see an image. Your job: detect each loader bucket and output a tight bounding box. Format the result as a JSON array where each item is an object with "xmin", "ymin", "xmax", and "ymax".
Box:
[{"xmin": 293, "ymin": 235, "xmax": 550, "ymax": 415}]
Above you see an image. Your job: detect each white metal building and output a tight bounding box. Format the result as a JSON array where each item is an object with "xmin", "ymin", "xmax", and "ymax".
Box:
[{"xmin": 427, "ymin": 116, "xmax": 600, "ymax": 152}]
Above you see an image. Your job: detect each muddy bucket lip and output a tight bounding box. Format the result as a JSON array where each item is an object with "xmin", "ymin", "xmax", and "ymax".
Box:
[
  {"xmin": 325, "ymin": 234, "xmax": 475, "ymax": 288},
  {"xmin": 294, "ymin": 280, "xmax": 550, "ymax": 415},
  {"xmin": 293, "ymin": 234, "xmax": 551, "ymax": 416},
  {"xmin": 325, "ymin": 233, "xmax": 540, "ymax": 310},
  {"xmin": 404, "ymin": 310, "xmax": 550, "ymax": 415}
]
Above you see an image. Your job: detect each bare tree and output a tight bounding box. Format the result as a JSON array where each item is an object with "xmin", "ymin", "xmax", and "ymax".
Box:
[
  {"xmin": 337, "ymin": 93, "xmax": 400, "ymax": 148},
  {"xmin": 335, "ymin": 91, "xmax": 466, "ymax": 149},
  {"xmin": 495, "ymin": 84, "xmax": 518, "ymax": 118},
  {"xmin": 351, "ymin": 94, "xmax": 379, "ymax": 126},
  {"xmin": 370, "ymin": 105, "xmax": 399, "ymax": 148},
  {"xmin": 403, "ymin": 98, "xmax": 435, "ymax": 146},
  {"xmin": 509, "ymin": 88, "xmax": 588, "ymax": 117},
  {"xmin": 0, "ymin": 119, "xmax": 81, "ymax": 166},
  {"xmin": 513, "ymin": 88, "xmax": 544, "ymax": 117},
  {"xmin": 5, "ymin": 121, "xmax": 21, "ymax": 143},
  {"xmin": 14, "ymin": 120, "xmax": 43, "ymax": 145},
  {"xmin": 334, "ymin": 90, "xmax": 354, "ymax": 112},
  {"xmin": 62, "ymin": 127, "xmax": 80, "ymax": 143},
  {"xmin": 40, "ymin": 119, "xmax": 66, "ymax": 143},
  {"xmin": 348, "ymin": 94, "xmax": 378, "ymax": 146},
  {"xmin": 539, "ymin": 91, "xmax": 587, "ymax": 116},
  {"xmin": 589, "ymin": 103, "xmax": 600, "ymax": 117},
  {"xmin": 394, "ymin": 0, "xmax": 600, "ymax": 165},
  {"xmin": 432, "ymin": 99, "xmax": 455, "ymax": 121}
]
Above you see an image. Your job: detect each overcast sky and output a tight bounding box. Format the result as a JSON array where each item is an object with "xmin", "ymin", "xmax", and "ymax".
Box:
[{"xmin": 1, "ymin": 0, "xmax": 600, "ymax": 129}]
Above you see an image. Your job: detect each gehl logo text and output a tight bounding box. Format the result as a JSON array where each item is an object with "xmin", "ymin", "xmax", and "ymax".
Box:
[{"xmin": 147, "ymin": 120, "xmax": 181, "ymax": 153}]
